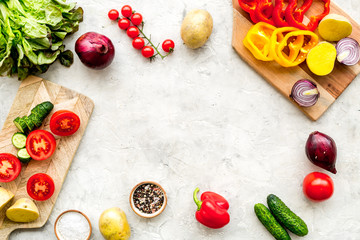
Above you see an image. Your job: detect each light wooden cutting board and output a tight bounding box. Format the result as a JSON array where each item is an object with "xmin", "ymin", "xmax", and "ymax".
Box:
[
  {"xmin": 0, "ymin": 76, "xmax": 94, "ymax": 239},
  {"xmin": 232, "ymin": 0, "xmax": 360, "ymax": 120}
]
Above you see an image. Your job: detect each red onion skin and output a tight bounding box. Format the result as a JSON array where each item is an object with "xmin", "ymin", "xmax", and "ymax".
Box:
[
  {"xmin": 305, "ymin": 131, "xmax": 337, "ymax": 174},
  {"xmin": 75, "ymin": 32, "xmax": 115, "ymax": 70}
]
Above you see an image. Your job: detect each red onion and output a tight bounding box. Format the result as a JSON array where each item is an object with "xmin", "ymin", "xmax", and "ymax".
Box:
[
  {"xmin": 290, "ymin": 79, "xmax": 319, "ymax": 107},
  {"xmin": 75, "ymin": 32, "xmax": 115, "ymax": 69},
  {"xmin": 305, "ymin": 131, "xmax": 337, "ymax": 174},
  {"xmin": 336, "ymin": 37, "xmax": 360, "ymax": 66}
]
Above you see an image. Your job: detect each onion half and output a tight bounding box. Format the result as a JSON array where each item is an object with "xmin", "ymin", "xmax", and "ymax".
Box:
[
  {"xmin": 290, "ymin": 79, "xmax": 319, "ymax": 107},
  {"xmin": 336, "ymin": 37, "xmax": 360, "ymax": 66}
]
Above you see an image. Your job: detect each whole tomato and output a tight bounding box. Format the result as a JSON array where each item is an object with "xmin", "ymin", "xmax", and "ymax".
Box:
[{"xmin": 303, "ymin": 172, "xmax": 334, "ymax": 201}]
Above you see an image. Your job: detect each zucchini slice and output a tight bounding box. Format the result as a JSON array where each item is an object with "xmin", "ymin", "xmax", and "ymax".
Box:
[
  {"xmin": 13, "ymin": 117, "xmax": 28, "ymax": 134},
  {"xmin": 12, "ymin": 133, "xmax": 27, "ymax": 149},
  {"xmin": 17, "ymin": 148, "xmax": 31, "ymax": 164}
]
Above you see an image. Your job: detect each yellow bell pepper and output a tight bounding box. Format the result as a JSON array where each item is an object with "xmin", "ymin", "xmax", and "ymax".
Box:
[{"xmin": 243, "ymin": 22, "xmax": 276, "ymax": 61}]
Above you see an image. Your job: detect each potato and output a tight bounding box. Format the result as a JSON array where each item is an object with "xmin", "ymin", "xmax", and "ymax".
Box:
[
  {"xmin": 6, "ymin": 198, "xmax": 39, "ymax": 223},
  {"xmin": 99, "ymin": 207, "xmax": 131, "ymax": 240},
  {"xmin": 318, "ymin": 14, "xmax": 352, "ymax": 42},
  {"xmin": 0, "ymin": 187, "xmax": 14, "ymax": 211},
  {"xmin": 181, "ymin": 9, "xmax": 213, "ymax": 49},
  {"xmin": 306, "ymin": 42, "xmax": 337, "ymax": 76}
]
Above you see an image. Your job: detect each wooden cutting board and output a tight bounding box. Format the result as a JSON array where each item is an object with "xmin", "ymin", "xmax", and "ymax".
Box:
[
  {"xmin": 0, "ymin": 76, "xmax": 94, "ymax": 239},
  {"xmin": 232, "ymin": 0, "xmax": 360, "ymax": 120}
]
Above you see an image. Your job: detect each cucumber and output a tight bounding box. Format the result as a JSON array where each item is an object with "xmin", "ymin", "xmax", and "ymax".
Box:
[
  {"xmin": 12, "ymin": 133, "xmax": 27, "ymax": 149},
  {"xmin": 31, "ymin": 105, "xmax": 47, "ymax": 121},
  {"xmin": 40, "ymin": 101, "xmax": 54, "ymax": 113},
  {"xmin": 23, "ymin": 116, "xmax": 35, "ymax": 132},
  {"xmin": 254, "ymin": 203, "xmax": 291, "ymax": 240},
  {"xmin": 17, "ymin": 148, "xmax": 31, "ymax": 164},
  {"xmin": 28, "ymin": 113, "xmax": 42, "ymax": 128},
  {"xmin": 267, "ymin": 194, "xmax": 308, "ymax": 236},
  {"xmin": 13, "ymin": 117, "xmax": 28, "ymax": 133}
]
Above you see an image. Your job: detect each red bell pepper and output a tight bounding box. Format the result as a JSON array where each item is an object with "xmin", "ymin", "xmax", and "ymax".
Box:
[
  {"xmin": 238, "ymin": 0, "xmax": 259, "ymax": 23},
  {"xmin": 193, "ymin": 187, "xmax": 230, "ymax": 229},
  {"xmin": 254, "ymin": 0, "xmax": 274, "ymax": 25},
  {"xmin": 273, "ymin": 0, "xmax": 313, "ymax": 27},
  {"xmin": 285, "ymin": 0, "xmax": 330, "ymax": 31}
]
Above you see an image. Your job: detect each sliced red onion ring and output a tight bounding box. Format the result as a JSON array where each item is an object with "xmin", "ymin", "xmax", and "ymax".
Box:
[
  {"xmin": 336, "ymin": 37, "xmax": 360, "ymax": 66},
  {"xmin": 290, "ymin": 79, "xmax": 319, "ymax": 107}
]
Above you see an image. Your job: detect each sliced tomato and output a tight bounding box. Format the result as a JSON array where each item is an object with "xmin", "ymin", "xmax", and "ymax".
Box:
[
  {"xmin": 26, "ymin": 130, "xmax": 56, "ymax": 161},
  {"xmin": 0, "ymin": 153, "xmax": 21, "ymax": 182},
  {"xmin": 27, "ymin": 173, "xmax": 55, "ymax": 201},
  {"xmin": 50, "ymin": 110, "xmax": 81, "ymax": 136}
]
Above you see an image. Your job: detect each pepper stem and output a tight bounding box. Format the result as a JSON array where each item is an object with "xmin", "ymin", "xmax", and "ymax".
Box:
[{"xmin": 193, "ymin": 187, "xmax": 202, "ymax": 211}]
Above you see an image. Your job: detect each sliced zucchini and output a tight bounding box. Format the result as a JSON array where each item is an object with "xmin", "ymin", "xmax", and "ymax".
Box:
[
  {"xmin": 23, "ymin": 116, "xmax": 35, "ymax": 132},
  {"xmin": 12, "ymin": 133, "xmax": 27, "ymax": 149},
  {"xmin": 28, "ymin": 114, "xmax": 42, "ymax": 128},
  {"xmin": 13, "ymin": 117, "xmax": 28, "ymax": 134},
  {"xmin": 41, "ymin": 101, "xmax": 54, "ymax": 114},
  {"xmin": 17, "ymin": 148, "xmax": 31, "ymax": 164}
]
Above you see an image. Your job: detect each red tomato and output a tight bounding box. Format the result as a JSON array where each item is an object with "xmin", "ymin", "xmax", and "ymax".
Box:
[
  {"xmin": 132, "ymin": 37, "xmax": 145, "ymax": 50},
  {"xmin": 131, "ymin": 13, "xmax": 143, "ymax": 26},
  {"xmin": 126, "ymin": 26, "xmax": 140, "ymax": 38},
  {"xmin": 141, "ymin": 46, "xmax": 154, "ymax": 58},
  {"xmin": 27, "ymin": 173, "xmax": 55, "ymax": 201},
  {"xmin": 303, "ymin": 172, "xmax": 334, "ymax": 201},
  {"xmin": 0, "ymin": 153, "xmax": 21, "ymax": 183},
  {"xmin": 50, "ymin": 110, "xmax": 81, "ymax": 136},
  {"xmin": 108, "ymin": 9, "xmax": 119, "ymax": 21},
  {"xmin": 26, "ymin": 130, "xmax": 56, "ymax": 161},
  {"xmin": 162, "ymin": 39, "xmax": 175, "ymax": 52},
  {"xmin": 118, "ymin": 18, "xmax": 130, "ymax": 30},
  {"xmin": 121, "ymin": 5, "xmax": 132, "ymax": 18}
]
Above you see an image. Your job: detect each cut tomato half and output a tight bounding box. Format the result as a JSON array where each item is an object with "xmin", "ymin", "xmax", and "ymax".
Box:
[
  {"xmin": 50, "ymin": 110, "xmax": 81, "ymax": 136},
  {"xmin": 27, "ymin": 173, "xmax": 55, "ymax": 201},
  {"xmin": 0, "ymin": 153, "xmax": 21, "ymax": 182},
  {"xmin": 26, "ymin": 130, "xmax": 56, "ymax": 161}
]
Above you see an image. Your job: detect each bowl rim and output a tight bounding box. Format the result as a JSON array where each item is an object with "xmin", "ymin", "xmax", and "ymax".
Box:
[
  {"xmin": 54, "ymin": 209, "xmax": 92, "ymax": 240},
  {"xmin": 129, "ymin": 181, "xmax": 167, "ymax": 218}
]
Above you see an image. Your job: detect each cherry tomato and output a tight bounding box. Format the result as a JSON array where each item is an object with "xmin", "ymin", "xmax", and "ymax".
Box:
[
  {"xmin": 141, "ymin": 46, "xmax": 154, "ymax": 58},
  {"xmin": 108, "ymin": 9, "xmax": 119, "ymax": 21},
  {"xmin": 27, "ymin": 173, "xmax": 55, "ymax": 201},
  {"xmin": 0, "ymin": 153, "xmax": 21, "ymax": 183},
  {"xmin": 26, "ymin": 130, "xmax": 56, "ymax": 161},
  {"xmin": 131, "ymin": 13, "xmax": 143, "ymax": 26},
  {"xmin": 127, "ymin": 26, "xmax": 140, "ymax": 38},
  {"xmin": 50, "ymin": 110, "xmax": 81, "ymax": 136},
  {"xmin": 121, "ymin": 5, "xmax": 132, "ymax": 18},
  {"xmin": 132, "ymin": 37, "xmax": 145, "ymax": 50},
  {"xmin": 118, "ymin": 18, "xmax": 130, "ymax": 30},
  {"xmin": 303, "ymin": 172, "xmax": 334, "ymax": 201},
  {"xmin": 162, "ymin": 39, "xmax": 175, "ymax": 52}
]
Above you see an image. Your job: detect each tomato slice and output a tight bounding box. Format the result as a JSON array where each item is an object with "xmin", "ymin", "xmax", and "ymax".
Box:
[
  {"xmin": 0, "ymin": 153, "xmax": 21, "ymax": 182},
  {"xmin": 26, "ymin": 130, "xmax": 56, "ymax": 161},
  {"xmin": 27, "ymin": 173, "xmax": 55, "ymax": 201},
  {"xmin": 50, "ymin": 110, "xmax": 81, "ymax": 136}
]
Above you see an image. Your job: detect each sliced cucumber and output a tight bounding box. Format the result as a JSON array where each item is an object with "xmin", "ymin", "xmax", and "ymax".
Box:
[
  {"xmin": 23, "ymin": 116, "xmax": 35, "ymax": 132},
  {"xmin": 13, "ymin": 117, "xmax": 28, "ymax": 134},
  {"xmin": 17, "ymin": 148, "xmax": 31, "ymax": 164},
  {"xmin": 28, "ymin": 113, "xmax": 42, "ymax": 128},
  {"xmin": 12, "ymin": 133, "xmax": 27, "ymax": 149},
  {"xmin": 41, "ymin": 101, "xmax": 54, "ymax": 113}
]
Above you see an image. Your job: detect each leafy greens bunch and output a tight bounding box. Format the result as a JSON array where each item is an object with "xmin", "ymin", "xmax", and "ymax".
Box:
[{"xmin": 0, "ymin": 0, "xmax": 83, "ymax": 80}]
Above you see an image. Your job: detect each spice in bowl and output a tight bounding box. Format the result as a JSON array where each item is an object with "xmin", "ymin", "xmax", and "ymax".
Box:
[
  {"xmin": 54, "ymin": 210, "xmax": 92, "ymax": 240},
  {"xmin": 130, "ymin": 181, "xmax": 167, "ymax": 218}
]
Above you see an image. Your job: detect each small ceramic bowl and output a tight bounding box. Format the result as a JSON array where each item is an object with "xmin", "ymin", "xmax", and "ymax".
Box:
[
  {"xmin": 54, "ymin": 210, "xmax": 92, "ymax": 240},
  {"xmin": 129, "ymin": 181, "xmax": 167, "ymax": 218}
]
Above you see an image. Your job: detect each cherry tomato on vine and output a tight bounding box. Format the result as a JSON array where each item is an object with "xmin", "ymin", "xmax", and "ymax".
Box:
[
  {"xmin": 142, "ymin": 46, "xmax": 154, "ymax": 58},
  {"xmin": 131, "ymin": 13, "xmax": 143, "ymax": 26},
  {"xmin": 108, "ymin": 9, "xmax": 119, "ymax": 21},
  {"xmin": 162, "ymin": 39, "xmax": 175, "ymax": 52},
  {"xmin": 118, "ymin": 18, "xmax": 130, "ymax": 30},
  {"xmin": 303, "ymin": 172, "xmax": 334, "ymax": 201},
  {"xmin": 127, "ymin": 26, "xmax": 140, "ymax": 38},
  {"xmin": 121, "ymin": 5, "xmax": 132, "ymax": 18},
  {"xmin": 132, "ymin": 37, "xmax": 145, "ymax": 50}
]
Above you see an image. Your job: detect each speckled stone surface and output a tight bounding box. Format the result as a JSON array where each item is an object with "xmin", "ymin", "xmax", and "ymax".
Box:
[{"xmin": 1, "ymin": 0, "xmax": 360, "ymax": 239}]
